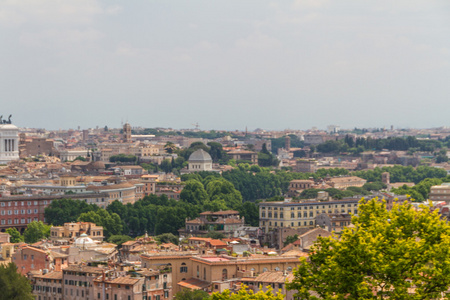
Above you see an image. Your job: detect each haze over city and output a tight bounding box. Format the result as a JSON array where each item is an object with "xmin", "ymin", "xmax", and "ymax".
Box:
[{"xmin": 1, "ymin": 0, "xmax": 450, "ymax": 130}]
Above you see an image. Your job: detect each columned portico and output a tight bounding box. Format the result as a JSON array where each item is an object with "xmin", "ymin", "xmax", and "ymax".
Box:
[{"xmin": 0, "ymin": 124, "xmax": 19, "ymax": 164}]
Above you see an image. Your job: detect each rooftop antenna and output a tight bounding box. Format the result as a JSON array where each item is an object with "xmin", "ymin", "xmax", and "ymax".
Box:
[{"xmin": 191, "ymin": 122, "xmax": 200, "ymax": 130}]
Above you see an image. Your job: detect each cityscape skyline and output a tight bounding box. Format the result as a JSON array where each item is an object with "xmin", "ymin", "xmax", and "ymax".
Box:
[{"xmin": 2, "ymin": 0, "xmax": 450, "ymax": 130}]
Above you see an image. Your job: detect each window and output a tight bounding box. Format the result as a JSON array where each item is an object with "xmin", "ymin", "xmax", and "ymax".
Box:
[
  {"xmin": 180, "ymin": 263, "xmax": 187, "ymax": 273},
  {"xmin": 222, "ymin": 269, "xmax": 228, "ymax": 280}
]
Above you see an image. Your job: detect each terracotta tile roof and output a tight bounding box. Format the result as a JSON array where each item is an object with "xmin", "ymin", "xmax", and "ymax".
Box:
[
  {"xmin": 33, "ymin": 271, "xmax": 63, "ymax": 280},
  {"xmin": 63, "ymin": 265, "xmax": 104, "ymax": 273},
  {"xmin": 50, "ymin": 251, "xmax": 69, "ymax": 258},
  {"xmin": 122, "ymin": 240, "xmax": 138, "ymax": 246},
  {"xmin": 103, "ymin": 276, "xmax": 141, "ymax": 285},
  {"xmin": 254, "ymin": 271, "xmax": 293, "ymax": 284},
  {"xmin": 86, "ymin": 182, "xmax": 134, "ymax": 191},
  {"xmin": 207, "ymin": 240, "xmax": 227, "ymax": 247},
  {"xmin": 177, "ymin": 278, "xmax": 210, "ymax": 290}
]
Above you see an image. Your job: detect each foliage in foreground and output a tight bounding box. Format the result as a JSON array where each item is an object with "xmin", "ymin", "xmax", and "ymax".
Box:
[
  {"xmin": 0, "ymin": 262, "xmax": 34, "ymax": 300},
  {"xmin": 173, "ymin": 289, "xmax": 211, "ymax": 300},
  {"xmin": 211, "ymin": 285, "xmax": 284, "ymax": 299},
  {"xmin": 287, "ymin": 198, "xmax": 450, "ymax": 299}
]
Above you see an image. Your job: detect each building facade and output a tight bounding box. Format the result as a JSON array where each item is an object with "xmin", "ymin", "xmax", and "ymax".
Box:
[
  {"xmin": 0, "ymin": 123, "xmax": 19, "ymax": 164},
  {"xmin": 259, "ymin": 199, "xmax": 360, "ymax": 233}
]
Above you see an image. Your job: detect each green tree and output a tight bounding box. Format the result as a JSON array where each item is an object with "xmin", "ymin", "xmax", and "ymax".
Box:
[
  {"xmin": 205, "ymin": 178, "xmax": 243, "ymax": 209},
  {"xmin": 45, "ymin": 198, "xmax": 98, "ymax": 226},
  {"xmin": 155, "ymin": 233, "xmax": 179, "ymax": 245},
  {"xmin": 207, "ymin": 142, "xmax": 228, "ymax": 163},
  {"xmin": 283, "ymin": 234, "xmax": 298, "ymax": 247},
  {"xmin": 23, "ymin": 221, "xmax": 51, "ymax": 243},
  {"xmin": 211, "ymin": 285, "xmax": 284, "ymax": 299},
  {"xmin": 107, "ymin": 235, "xmax": 133, "ymax": 246},
  {"xmin": 205, "ymin": 231, "xmax": 225, "ymax": 239},
  {"xmin": 258, "ymin": 143, "xmax": 279, "ymax": 167},
  {"xmin": 287, "ymin": 198, "xmax": 450, "ymax": 299},
  {"xmin": 174, "ymin": 289, "xmax": 211, "ymax": 300},
  {"xmin": 0, "ymin": 262, "xmax": 34, "ymax": 300},
  {"xmin": 5, "ymin": 227, "xmax": 23, "ymax": 243},
  {"xmin": 78, "ymin": 210, "xmax": 123, "ymax": 238},
  {"xmin": 238, "ymin": 201, "xmax": 259, "ymax": 227},
  {"xmin": 164, "ymin": 142, "xmax": 177, "ymax": 154},
  {"xmin": 160, "ymin": 159, "xmax": 173, "ymax": 173},
  {"xmin": 180, "ymin": 180, "xmax": 209, "ymax": 205}
]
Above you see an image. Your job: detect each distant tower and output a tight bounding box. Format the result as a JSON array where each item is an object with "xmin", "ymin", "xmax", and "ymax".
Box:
[
  {"xmin": 382, "ymin": 172, "xmax": 390, "ymax": 185},
  {"xmin": 285, "ymin": 136, "xmax": 291, "ymax": 151},
  {"xmin": 82, "ymin": 130, "xmax": 89, "ymax": 141},
  {"xmin": 123, "ymin": 123, "xmax": 132, "ymax": 143}
]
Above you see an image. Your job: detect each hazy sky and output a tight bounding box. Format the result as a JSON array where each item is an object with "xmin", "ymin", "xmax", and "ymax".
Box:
[{"xmin": 1, "ymin": 0, "xmax": 449, "ymax": 131}]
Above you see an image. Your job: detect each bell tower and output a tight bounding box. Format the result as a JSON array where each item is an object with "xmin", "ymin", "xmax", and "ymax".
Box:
[{"xmin": 123, "ymin": 122, "xmax": 131, "ymax": 143}]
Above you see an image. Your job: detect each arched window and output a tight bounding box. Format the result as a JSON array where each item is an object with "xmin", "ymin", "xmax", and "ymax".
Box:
[
  {"xmin": 275, "ymin": 267, "xmax": 280, "ymax": 271},
  {"xmin": 204, "ymin": 267, "xmax": 206, "ymax": 280},
  {"xmin": 180, "ymin": 263, "xmax": 187, "ymax": 273},
  {"xmin": 197, "ymin": 266, "xmax": 199, "ymax": 278},
  {"xmin": 222, "ymin": 269, "xmax": 228, "ymax": 280},
  {"xmin": 263, "ymin": 267, "xmax": 268, "ymax": 272},
  {"xmin": 287, "ymin": 266, "xmax": 292, "ymax": 272}
]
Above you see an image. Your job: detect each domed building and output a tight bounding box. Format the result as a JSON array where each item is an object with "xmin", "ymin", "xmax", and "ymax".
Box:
[
  {"xmin": 188, "ymin": 149, "xmax": 213, "ymax": 171},
  {"xmin": 0, "ymin": 123, "xmax": 19, "ymax": 164},
  {"xmin": 74, "ymin": 233, "xmax": 97, "ymax": 249}
]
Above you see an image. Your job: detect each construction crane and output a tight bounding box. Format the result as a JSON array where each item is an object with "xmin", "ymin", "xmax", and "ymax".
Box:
[{"xmin": 191, "ymin": 122, "xmax": 200, "ymax": 130}]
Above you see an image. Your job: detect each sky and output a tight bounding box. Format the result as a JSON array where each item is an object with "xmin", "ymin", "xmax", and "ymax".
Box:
[{"xmin": 1, "ymin": 0, "xmax": 449, "ymax": 131}]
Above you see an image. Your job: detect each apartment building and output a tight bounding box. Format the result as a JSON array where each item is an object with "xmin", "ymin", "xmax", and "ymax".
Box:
[
  {"xmin": 258, "ymin": 199, "xmax": 360, "ymax": 233},
  {"xmin": 50, "ymin": 222, "xmax": 104, "ymax": 244},
  {"xmin": 180, "ymin": 210, "xmax": 245, "ymax": 237},
  {"xmin": 429, "ymin": 183, "xmax": 450, "ymax": 202},
  {"xmin": 140, "ymin": 253, "xmax": 301, "ymax": 295}
]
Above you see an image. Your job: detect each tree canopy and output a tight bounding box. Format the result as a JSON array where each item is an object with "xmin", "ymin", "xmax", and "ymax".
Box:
[
  {"xmin": 5, "ymin": 227, "xmax": 23, "ymax": 243},
  {"xmin": 0, "ymin": 262, "xmax": 34, "ymax": 300},
  {"xmin": 23, "ymin": 221, "xmax": 51, "ymax": 244},
  {"xmin": 174, "ymin": 289, "xmax": 210, "ymax": 300},
  {"xmin": 287, "ymin": 198, "xmax": 450, "ymax": 299},
  {"xmin": 211, "ymin": 285, "xmax": 284, "ymax": 299}
]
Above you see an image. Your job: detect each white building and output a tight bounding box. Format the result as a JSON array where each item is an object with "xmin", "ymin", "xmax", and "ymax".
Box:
[
  {"xmin": 0, "ymin": 123, "xmax": 19, "ymax": 164},
  {"xmin": 58, "ymin": 149, "xmax": 88, "ymax": 162},
  {"xmin": 188, "ymin": 149, "xmax": 213, "ymax": 171}
]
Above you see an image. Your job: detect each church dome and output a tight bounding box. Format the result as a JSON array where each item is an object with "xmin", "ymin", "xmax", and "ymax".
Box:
[
  {"xmin": 0, "ymin": 124, "xmax": 18, "ymax": 130},
  {"xmin": 74, "ymin": 233, "xmax": 96, "ymax": 248},
  {"xmin": 188, "ymin": 149, "xmax": 212, "ymax": 162}
]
